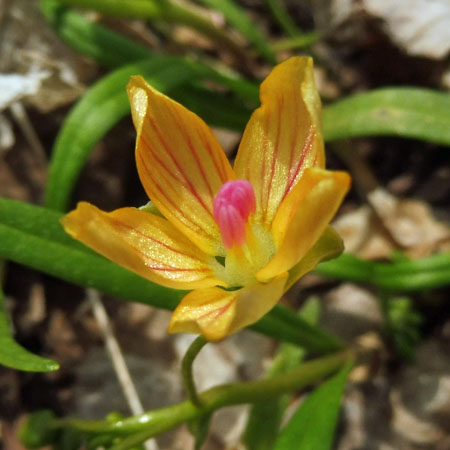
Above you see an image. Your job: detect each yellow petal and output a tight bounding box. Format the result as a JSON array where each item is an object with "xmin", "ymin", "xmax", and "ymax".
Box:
[
  {"xmin": 284, "ymin": 226, "xmax": 344, "ymax": 291},
  {"xmin": 233, "ymin": 57, "xmax": 324, "ymax": 228},
  {"xmin": 127, "ymin": 76, "xmax": 235, "ymax": 256},
  {"xmin": 61, "ymin": 202, "xmax": 225, "ymax": 290},
  {"xmin": 257, "ymin": 168, "xmax": 351, "ymax": 281},
  {"xmin": 168, "ymin": 273, "xmax": 288, "ymax": 341}
]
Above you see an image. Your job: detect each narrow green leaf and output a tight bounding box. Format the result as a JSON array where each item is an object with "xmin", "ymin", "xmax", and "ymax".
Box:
[
  {"xmin": 265, "ymin": 0, "xmax": 303, "ymax": 38},
  {"xmin": 40, "ymin": 0, "xmax": 151, "ymax": 68},
  {"xmin": 43, "ymin": 0, "xmax": 260, "ymax": 100},
  {"xmin": 54, "ymin": 0, "xmax": 249, "ymax": 63},
  {"xmin": 274, "ymin": 362, "xmax": 352, "ymax": 450},
  {"xmin": 196, "ymin": 0, "xmax": 277, "ymax": 63},
  {"xmin": 323, "ymin": 88, "xmax": 450, "ymax": 146},
  {"xmin": 41, "ymin": 0, "xmax": 260, "ymax": 103},
  {"xmin": 0, "ymin": 286, "xmax": 59, "ymax": 372},
  {"xmin": 316, "ymin": 252, "xmax": 450, "ymax": 292},
  {"xmin": 243, "ymin": 298, "xmax": 321, "ymax": 450},
  {"xmin": 0, "ymin": 197, "xmax": 86, "ymax": 250},
  {"xmin": 0, "ymin": 199, "xmax": 341, "ymax": 351}
]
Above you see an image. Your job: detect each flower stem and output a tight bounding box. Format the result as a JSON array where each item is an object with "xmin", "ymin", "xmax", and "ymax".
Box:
[
  {"xmin": 51, "ymin": 349, "xmax": 353, "ymax": 448},
  {"xmin": 181, "ymin": 335, "xmax": 207, "ymax": 407}
]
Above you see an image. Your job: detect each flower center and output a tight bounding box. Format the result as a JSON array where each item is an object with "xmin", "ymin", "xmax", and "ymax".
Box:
[{"xmin": 213, "ymin": 180, "xmax": 256, "ymax": 249}]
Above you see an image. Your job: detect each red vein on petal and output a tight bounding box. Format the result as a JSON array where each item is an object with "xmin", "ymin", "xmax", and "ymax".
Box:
[
  {"xmin": 132, "ymin": 246, "xmax": 211, "ymax": 275},
  {"xmin": 281, "ymin": 125, "xmax": 315, "ymax": 202},
  {"xmin": 197, "ymin": 297, "xmax": 235, "ymax": 322},
  {"xmin": 197, "ymin": 126, "xmax": 229, "ymax": 184},
  {"xmin": 286, "ymin": 93, "xmax": 301, "ymax": 190},
  {"xmin": 137, "ymin": 140, "xmax": 216, "ymax": 242},
  {"xmin": 146, "ymin": 116, "xmax": 214, "ymax": 219},
  {"xmin": 137, "ymin": 148, "xmax": 202, "ymax": 229},
  {"xmin": 147, "ymin": 266, "xmax": 210, "ymax": 273},
  {"xmin": 135, "ymin": 249, "xmax": 211, "ymax": 278},
  {"xmin": 167, "ymin": 103, "xmax": 214, "ymax": 199},
  {"xmin": 93, "ymin": 223, "xmax": 211, "ymax": 279},
  {"xmin": 107, "ymin": 214, "xmax": 206, "ymax": 261},
  {"xmin": 260, "ymin": 107, "xmax": 271, "ymax": 224}
]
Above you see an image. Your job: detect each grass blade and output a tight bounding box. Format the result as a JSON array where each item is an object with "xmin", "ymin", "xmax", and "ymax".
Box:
[
  {"xmin": 41, "ymin": 0, "xmax": 151, "ymax": 68},
  {"xmin": 0, "ymin": 286, "xmax": 59, "ymax": 372},
  {"xmin": 316, "ymin": 252, "xmax": 450, "ymax": 292},
  {"xmin": 243, "ymin": 299, "xmax": 321, "ymax": 450},
  {"xmin": 197, "ymin": 0, "xmax": 277, "ymax": 63},
  {"xmin": 273, "ymin": 362, "xmax": 352, "ymax": 450},
  {"xmin": 323, "ymin": 88, "xmax": 450, "ymax": 146}
]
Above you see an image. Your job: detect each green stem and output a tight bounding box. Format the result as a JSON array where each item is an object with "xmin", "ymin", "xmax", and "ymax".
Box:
[
  {"xmin": 52, "ymin": 350, "xmax": 352, "ymax": 447},
  {"xmin": 182, "ymin": 335, "xmax": 207, "ymax": 407},
  {"xmin": 57, "ymin": 0, "xmax": 247, "ymax": 62}
]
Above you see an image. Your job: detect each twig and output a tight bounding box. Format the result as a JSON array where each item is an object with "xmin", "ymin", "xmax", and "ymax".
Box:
[
  {"xmin": 9, "ymin": 102, "xmax": 47, "ymax": 162},
  {"xmin": 87, "ymin": 289, "xmax": 159, "ymax": 450}
]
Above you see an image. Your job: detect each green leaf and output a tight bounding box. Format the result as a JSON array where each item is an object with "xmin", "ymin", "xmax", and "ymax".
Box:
[
  {"xmin": 42, "ymin": 0, "xmax": 259, "ymax": 99},
  {"xmin": 0, "ymin": 286, "xmax": 59, "ymax": 372},
  {"xmin": 381, "ymin": 295, "xmax": 422, "ymax": 361},
  {"xmin": 323, "ymin": 88, "xmax": 450, "ymax": 146},
  {"xmin": 53, "ymin": 0, "xmax": 249, "ymax": 64},
  {"xmin": 0, "ymin": 198, "xmax": 341, "ymax": 352},
  {"xmin": 41, "ymin": 0, "xmax": 151, "ymax": 68},
  {"xmin": 316, "ymin": 252, "xmax": 450, "ymax": 292},
  {"xmin": 196, "ymin": 0, "xmax": 277, "ymax": 63},
  {"xmin": 243, "ymin": 298, "xmax": 321, "ymax": 450},
  {"xmin": 19, "ymin": 410, "xmax": 58, "ymax": 448},
  {"xmin": 273, "ymin": 362, "xmax": 352, "ymax": 450}
]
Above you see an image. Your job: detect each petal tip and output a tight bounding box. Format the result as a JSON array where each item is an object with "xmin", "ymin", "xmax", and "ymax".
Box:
[{"xmin": 60, "ymin": 201, "xmax": 92, "ymax": 238}]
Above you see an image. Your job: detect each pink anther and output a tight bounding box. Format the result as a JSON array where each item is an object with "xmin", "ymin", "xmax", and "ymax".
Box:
[{"xmin": 213, "ymin": 180, "xmax": 256, "ymax": 249}]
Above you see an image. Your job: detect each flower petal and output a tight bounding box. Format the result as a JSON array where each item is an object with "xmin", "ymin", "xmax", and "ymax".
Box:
[
  {"xmin": 168, "ymin": 273, "xmax": 288, "ymax": 341},
  {"xmin": 256, "ymin": 168, "xmax": 351, "ymax": 281},
  {"xmin": 284, "ymin": 226, "xmax": 344, "ymax": 291},
  {"xmin": 61, "ymin": 202, "xmax": 225, "ymax": 290},
  {"xmin": 127, "ymin": 76, "xmax": 235, "ymax": 256},
  {"xmin": 233, "ymin": 56, "xmax": 324, "ymax": 228}
]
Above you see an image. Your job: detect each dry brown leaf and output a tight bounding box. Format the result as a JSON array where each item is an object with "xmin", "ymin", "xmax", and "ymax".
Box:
[
  {"xmin": 333, "ymin": 205, "xmax": 397, "ymax": 259},
  {"xmin": 333, "ymin": 188, "xmax": 450, "ymax": 259},
  {"xmin": 368, "ymin": 188, "xmax": 450, "ymax": 257}
]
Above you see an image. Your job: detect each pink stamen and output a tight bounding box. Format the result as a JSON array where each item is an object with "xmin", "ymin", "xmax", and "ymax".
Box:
[{"xmin": 213, "ymin": 180, "xmax": 256, "ymax": 249}]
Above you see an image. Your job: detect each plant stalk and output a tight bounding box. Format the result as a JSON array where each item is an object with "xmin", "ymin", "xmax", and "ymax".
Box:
[
  {"xmin": 181, "ymin": 335, "xmax": 207, "ymax": 407},
  {"xmin": 52, "ymin": 349, "xmax": 353, "ymax": 448}
]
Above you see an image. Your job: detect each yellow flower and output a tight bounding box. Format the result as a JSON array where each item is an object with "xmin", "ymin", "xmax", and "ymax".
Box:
[{"xmin": 61, "ymin": 57, "xmax": 351, "ymax": 341}]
